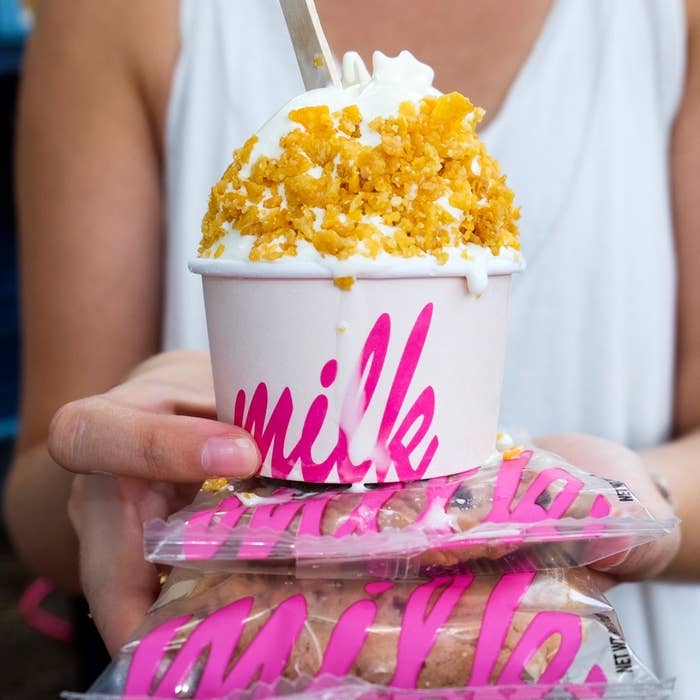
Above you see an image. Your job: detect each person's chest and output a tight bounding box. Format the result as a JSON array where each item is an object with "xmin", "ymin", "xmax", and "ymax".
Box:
[{"xmin": 317, "ymin": 0, "xmax": 554, "ymax": 126}]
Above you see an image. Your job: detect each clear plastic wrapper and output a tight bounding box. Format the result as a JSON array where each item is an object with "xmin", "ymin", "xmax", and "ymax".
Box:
[
  {"xmin": 64, "ymin": 679, "xmax": 674, "ymax": 700},
  {"xmin": 144, "ymin": 449, "xmax": 677, "ymax": 577},
  {"xmin": 65, "ymin": 568, "xmax": 672, "ymax": 700}
]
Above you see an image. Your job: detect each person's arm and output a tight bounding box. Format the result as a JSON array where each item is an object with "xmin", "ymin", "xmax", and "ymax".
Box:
[
  {"xmin": 532, "ymin": 1, "xmax": 700, "ymax": 584},
  {"xmin": 639, "ymin": 0, "xmax": 700, "ymax": 580},
  {"xmin": 5, "ymin": 2, "xmax": 260, "ymax": 651},
  {"xmin": 3, "ymin": 0, "xmax": 176, "ymax": 589}
]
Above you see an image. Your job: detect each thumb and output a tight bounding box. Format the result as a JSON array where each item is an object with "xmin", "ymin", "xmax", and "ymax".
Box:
[{"xmin": 49, "ymin": 396, "xmax": 260, "ymax": 482}]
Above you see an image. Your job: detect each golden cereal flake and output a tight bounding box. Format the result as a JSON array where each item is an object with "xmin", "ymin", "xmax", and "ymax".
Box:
[
  {"xmin": 333, "ymin": 276, "xmax": 356, "ymax": 291},
  {"xmin": 503, "ymin": 446, "xmax": 525, "ymax": 461},
  {"xmin": 200, "ymin": 93, "xmax": 520, "ymax": 261},
  {"xmin": 202, "ymin": 477, "xmax": 230, "ymax": 492}
]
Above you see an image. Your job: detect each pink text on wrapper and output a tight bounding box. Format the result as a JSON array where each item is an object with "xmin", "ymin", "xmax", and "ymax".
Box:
[
  {"xmin": 181, "ymin": 450, "xmax": 613, "ymax": 561},
  {"xmin": 124, "ymin": 571, "xmax": 607, "ymax": 698},
  {"xmin": 233, "ymin": 303, "xmax": 438, "ymax": 483}
]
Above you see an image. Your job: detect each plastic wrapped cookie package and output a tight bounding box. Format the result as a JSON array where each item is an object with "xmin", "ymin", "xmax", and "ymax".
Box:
[
  {"xmin": 143, "ymin": 448, "xmax": 677, "ymax": 578},
  {"xmin": 63, "ymin": 678, "xmax": 675, "ymax": 700},
  {"xmin": 64, "ymin": 568, "xmax": 673, "ymax": 700}
]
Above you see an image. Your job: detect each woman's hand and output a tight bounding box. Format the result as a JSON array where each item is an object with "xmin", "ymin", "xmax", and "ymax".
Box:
[
  {"xmin": 48, "ymin": 350, "xmax": 260, "ymax": 655},
  {"xmin": 535, "ymin": 433, "xmax": 681, "ymax": 582}
]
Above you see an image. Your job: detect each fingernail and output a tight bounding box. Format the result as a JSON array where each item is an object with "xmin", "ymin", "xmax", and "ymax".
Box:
[
  {"xmin": 201, "ymin": 436, "xmax": 260, "ymax": 477},
  {"xmin": 594, "ymin": 550, "xmax": 630, "ymax": 572}
]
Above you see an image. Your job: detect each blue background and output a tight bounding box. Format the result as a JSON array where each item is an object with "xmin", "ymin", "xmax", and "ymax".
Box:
[{"xmin": 0, "ymin": 0, "xmax": 25, "ymax": 451}]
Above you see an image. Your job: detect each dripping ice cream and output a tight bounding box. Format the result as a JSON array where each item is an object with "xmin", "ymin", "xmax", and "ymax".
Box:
[{"xmin": 197, "ymin": 51, "xmax": 523, "ymax": 295}]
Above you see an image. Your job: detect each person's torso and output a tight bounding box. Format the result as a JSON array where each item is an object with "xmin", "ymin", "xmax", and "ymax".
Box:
[
  {"xmin": 165, "ymin": 0, "xmax": 683, "ymax": 450},
  {"xmin": 163, "ymin": 2, "xmax": 695, "ymax": 695}
]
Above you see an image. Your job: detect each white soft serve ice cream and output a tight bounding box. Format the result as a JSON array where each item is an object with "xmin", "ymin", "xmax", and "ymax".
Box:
[{"xmin": 197, "ymin": 51, "xmax": 523, "ymax": 294}]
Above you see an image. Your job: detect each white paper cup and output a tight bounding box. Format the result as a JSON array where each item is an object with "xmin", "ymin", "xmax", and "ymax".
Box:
[{"xmin": 190, "ymin": 259, "xmax": 512, "ymax": 483}]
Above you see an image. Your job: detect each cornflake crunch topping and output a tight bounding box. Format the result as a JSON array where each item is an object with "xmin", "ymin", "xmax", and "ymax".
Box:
[
  {"xmin": 333, "ymin": 276, "xmax": 355, "ymax": 291},
  {"xmin": 200, "ymin": 93, "xmax": 520, "ymax": 264},
  {"xmin": 503, "ymin": 446, "xmax": 525, "ymax": 461},
  {"xmin": 202, "ymin": 477, "xmax": 230, "ymax": 493}
]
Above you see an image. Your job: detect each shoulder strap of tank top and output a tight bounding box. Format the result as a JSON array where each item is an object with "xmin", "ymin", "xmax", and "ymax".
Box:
[{"xmin": 648, "ymin": 0, "xmax": 687, "ymax": 126}]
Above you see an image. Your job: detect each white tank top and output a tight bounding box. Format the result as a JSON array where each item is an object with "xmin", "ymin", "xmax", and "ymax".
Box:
[{"xmin": 165, "ymin": 1, "xmax": 696, "ymax": 696}]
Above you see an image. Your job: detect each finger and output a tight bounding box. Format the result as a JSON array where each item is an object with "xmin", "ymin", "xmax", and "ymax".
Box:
[
  {"xmin": 590, "ymin": 530, "xmax": 681, "ymax": 581},
  {"xmin": 75, "ymin": 477, "xmax": 162, "ymax": 656},
  {"xmin": 126, "ymin": 350, "xmax": 214, "ymax": 391},
  {"xmin": 49, "ymin": 396, "xmax": 260, "ymax": 481},
  {"xmin": 586, "ymin": 568, "xmax": 617, "ymax": 593},
  {"xmin": 589, "ymin": 549, "xmax": 630, "ymax": 571},
  {"xmin": 86, "ymin": 556, "xmax": 158, "ymax": 658},
  {"xmin": 111, "ymin": 373, "xmax": 217, "ymax": 417}
]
